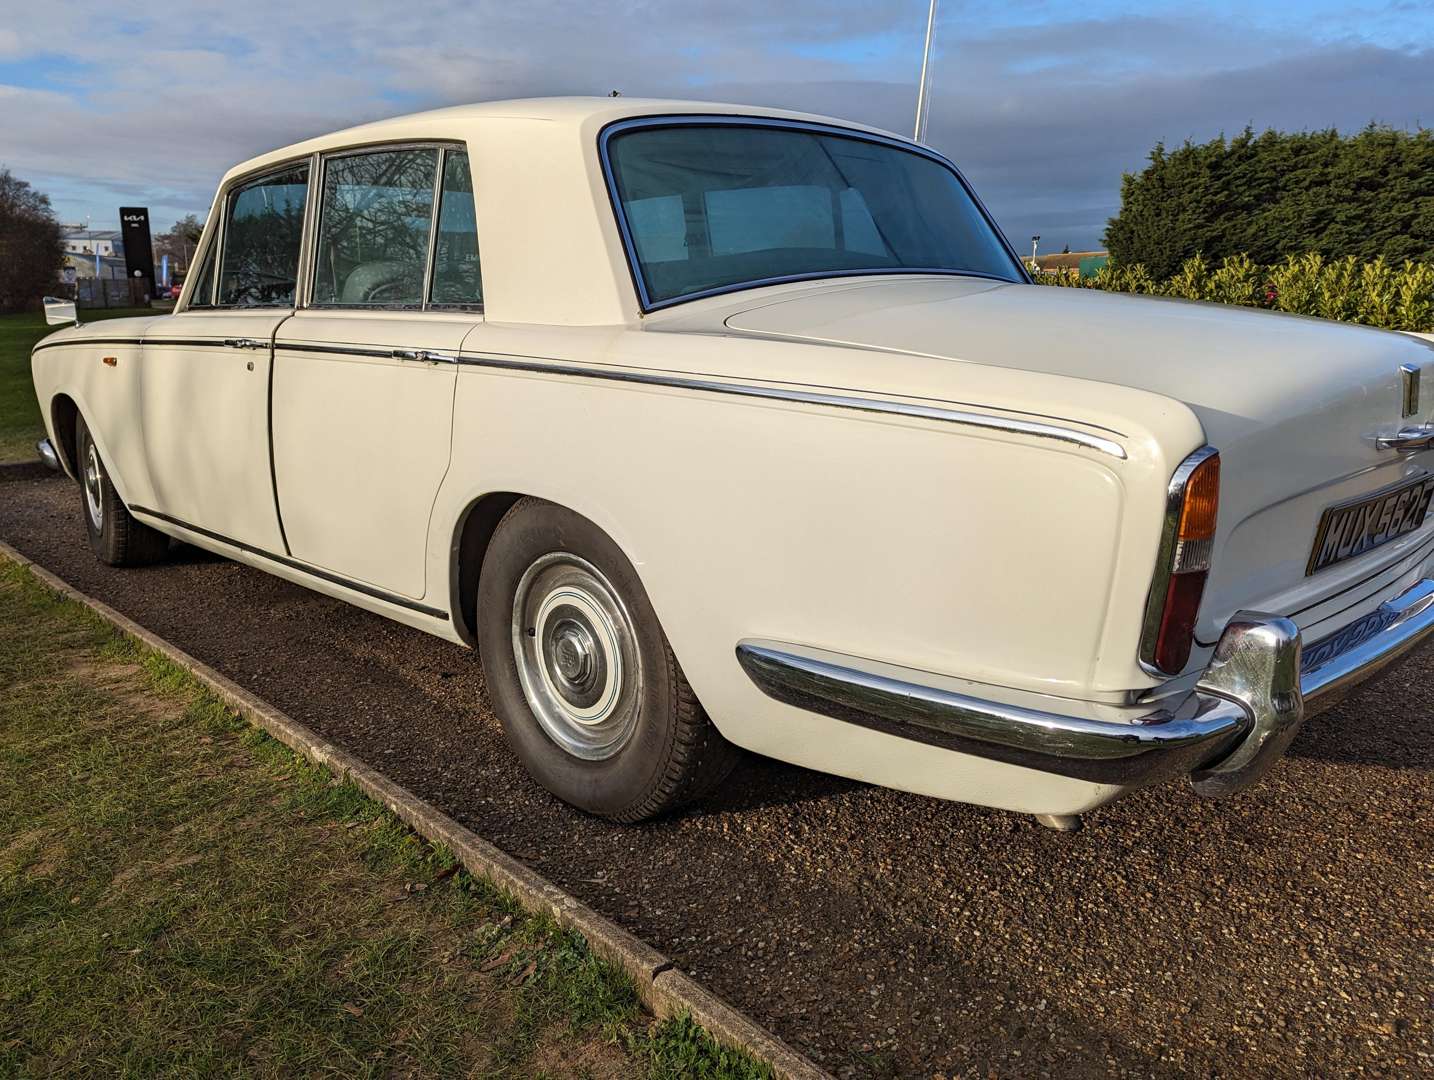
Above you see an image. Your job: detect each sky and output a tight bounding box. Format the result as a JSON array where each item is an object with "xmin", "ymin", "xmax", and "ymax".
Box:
[{"xmin": 2, "ymin": 1, "xmax": 1432, "ymax": 253}]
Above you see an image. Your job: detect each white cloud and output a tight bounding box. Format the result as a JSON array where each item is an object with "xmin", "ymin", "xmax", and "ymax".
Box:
[{"xmin": 2, "ymin": 2, "xmax": 1430, "ymax": 249}]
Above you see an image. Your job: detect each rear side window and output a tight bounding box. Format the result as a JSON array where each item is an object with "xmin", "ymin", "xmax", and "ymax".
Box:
[
  {"xmin": 427, "ymin": 149, "xmax": 484, "ymax": 306},
  {"xmin": 312, "ymin": 149, "xmax": 438, "ymax": 308},
  {"xmin": 216, "ymin": 164, "xmax": 309, "ymax": 307},
  {"xmin": 428, "ymin": 150, "xmax": 482, "ymax": 308}
]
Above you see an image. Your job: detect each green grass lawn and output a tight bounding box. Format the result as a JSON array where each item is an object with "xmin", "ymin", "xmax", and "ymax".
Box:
[
  {"xmin": 0, "ymin": 558, "xmax": 769, "ymax": 1079},
  {"xmin": 0, "ymin": 308, "xmax": 155, "ymax": 464}
]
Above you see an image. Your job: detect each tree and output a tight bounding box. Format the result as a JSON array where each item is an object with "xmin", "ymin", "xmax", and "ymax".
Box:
[
  {"xmin": 152, "ymin": 213, "xmax": 205, "ymax": 272},
  {"xmin": 0, "ymin": 167, "xmax": 64, "ymax": 312},
  {"xmin": 1104, "ymin": 126, "xmax": 1434, "ymax": 277}
]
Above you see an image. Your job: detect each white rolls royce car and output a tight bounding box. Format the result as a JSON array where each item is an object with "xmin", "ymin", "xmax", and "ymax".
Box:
[{"xmin": 31, "ymin": 98, "xmax": 1434, "ymax": 830}]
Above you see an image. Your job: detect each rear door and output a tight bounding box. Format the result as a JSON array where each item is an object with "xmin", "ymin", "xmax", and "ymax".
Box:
[
  {"xmin": 140, "ymin": 161, "xmax": 310, "ymax": 553},
  {"xmin": 272, "ymin": 144, "xmax": 483, "ymax": 601}
]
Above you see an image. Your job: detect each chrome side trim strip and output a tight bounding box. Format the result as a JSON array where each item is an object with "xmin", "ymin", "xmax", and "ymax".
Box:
[
  {"xmin": 32, "ymin": 336, "xmax": 146, "ymax": 354},
  {"xmin": 275, "ymin": 341, "xmax": 394, "ymax": 360},
  {"xmin": 735, "ymin": 640, "xmax": 1245, "ymax": 786},
  {"xmin": 128, "ymin": 505, "xmax": 449, "ymax": 621},
  {"xmin": 32, "ymin": 336, "xmax": 256, "ymax": 354},
  {"xmin": 455, "ymin": 354, "xmax": 1127, "ymax": 458}
]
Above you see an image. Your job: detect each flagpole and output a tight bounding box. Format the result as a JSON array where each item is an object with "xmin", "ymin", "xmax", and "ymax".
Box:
[{"xmin": 913, "ymin": 0, "xmax": 938, "ymax": 142}]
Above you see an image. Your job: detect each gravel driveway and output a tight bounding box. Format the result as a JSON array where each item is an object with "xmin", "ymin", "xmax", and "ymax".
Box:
[{"xmin": 3, "ymin": 470, "xmax": 1429, "ymax": 1078}]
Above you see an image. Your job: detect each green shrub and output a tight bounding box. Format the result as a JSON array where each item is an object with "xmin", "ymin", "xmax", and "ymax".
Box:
[
  {"xmin": 1034, "ymin": 251, "xmax": 1434, "ymax": 332},
  {"xmin": 1105, "ymin": 126, "xmax": 1434, "ymax": 278}
]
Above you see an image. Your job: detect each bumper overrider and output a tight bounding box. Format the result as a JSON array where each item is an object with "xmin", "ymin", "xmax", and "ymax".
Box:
[{"xmin": 736, "ymin": 578, "xmax": 1434, "ymax": 798}]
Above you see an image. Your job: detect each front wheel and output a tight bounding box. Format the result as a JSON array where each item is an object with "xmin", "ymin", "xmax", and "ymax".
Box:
[
  {"xmin": 477, "ymin": 498, "xmax": 739, "ymax": 822},
  {"xmin": 75, "ymin": 414, "xmax": 169, "ymax": 567}
]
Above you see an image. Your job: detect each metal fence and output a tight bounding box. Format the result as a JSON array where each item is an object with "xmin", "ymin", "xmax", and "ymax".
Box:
[{"xmin": 75, "ymin": 278, "xmax": 150, "ymax": 309}]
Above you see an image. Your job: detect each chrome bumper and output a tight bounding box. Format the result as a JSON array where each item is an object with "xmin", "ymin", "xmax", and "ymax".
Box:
[
  {"xmin": 36, "ymin": 438, "xmax": 60, "ymax": 472},
  {"xmin": 736, "ymin": 578, "xmax": 1434, "ymax": 796}
]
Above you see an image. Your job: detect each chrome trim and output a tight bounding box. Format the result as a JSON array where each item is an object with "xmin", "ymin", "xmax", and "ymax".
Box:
[
  {"xmin": 421, "ymin": 146, "xmax": 446, "ymax": 310},
  {"xmin": 1138, "ymin": 445, "xmax": 1220, "ymax": 676},
  {"xmin": 277, "ymin": 341, "xmax": 392, "ymax": 360},
  {"xmin": 1402, "ymin": 362, "xmax": 1420, "ymax": 418},
  {"xmin": 391, "ymin": 347, "xmax": 458, "ymax": 365},
  {"xmin": 1375, "ymin": 423, "xmax": 1434, "ymax": 452},
  {"xmin": 1187, "ymin": 613, "xmax": 1303, "ymax": 797},
  {"xmin": 296, "ymin": 151, "xmax": 323, "ymax": 310},
  {"xmin": 735, "ymin": 640, "xmax": 1247, "ymax": 786},
  {"xmin": 127, "ymin": 504, "xmax": 449, "ymax": 621},
  {"xmin": 455, "ymin": 353, "xmax": 1126, "ymax": 458},
  {"xmin": 35, "ymin": 438, "xmax": 60, "ymax": 472},
  {"xmin": 597, "ymin": 114, "xmax": 1030, "ymax": 314},
  {"xmin": 1300, "ymin": 577, "xmax": 1434, "ymax": 710},
  {"xmin": 737, "ymin": 578, "xmax": 1434, "ymax": 800}
]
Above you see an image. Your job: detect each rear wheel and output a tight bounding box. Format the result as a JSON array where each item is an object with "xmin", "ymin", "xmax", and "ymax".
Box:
[
  {"xmin": 477, "ymin": 498, "xmax": 739, "ymax": 822},
  {"xmin": 75, "ymin": 415, "xmax": 169, "ymax": 567}
]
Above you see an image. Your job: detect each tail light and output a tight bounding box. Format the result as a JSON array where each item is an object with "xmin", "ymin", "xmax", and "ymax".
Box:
[{"xmin": 1141, "ymin": 448, "xmax": 1220, "ymax": 675}]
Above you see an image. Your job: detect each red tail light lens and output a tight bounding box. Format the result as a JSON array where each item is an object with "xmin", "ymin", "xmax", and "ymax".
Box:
[
  {"xmin": 1145, "ymin": 449, "xmax": 1221, "ymax": 675},
  {"xmin": 1153, "ymin": 569, "xmax": 1209, "ymax": 674}
]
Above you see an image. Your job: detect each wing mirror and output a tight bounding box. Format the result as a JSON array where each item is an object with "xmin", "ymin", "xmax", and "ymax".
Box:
[{"xmin": 43, "ymin": 296, "xmax": 79, "ymax": 327}]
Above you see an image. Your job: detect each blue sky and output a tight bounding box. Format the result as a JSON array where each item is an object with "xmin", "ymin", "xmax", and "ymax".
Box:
[{"xmin": 2, "ymin": 1, "xmax": 1431, "ymax": 251}]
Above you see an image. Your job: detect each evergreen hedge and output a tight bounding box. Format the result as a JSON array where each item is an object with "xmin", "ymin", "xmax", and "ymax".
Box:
[
  {"xmin": 1034, "ymin": 252, "xmax": 1434, "ymax": 333},
  {"xmin": 1104, "ymin": 127, "xmax": 1434, "ymax": 279}
]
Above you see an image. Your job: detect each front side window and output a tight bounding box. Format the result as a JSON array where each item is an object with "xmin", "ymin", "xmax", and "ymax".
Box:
[
  {"xmin": 313, "ymin": 148, "xmax": 438, "ymax": 307},
  {"xmin": 605, "ymin": 122, "xmax": 1024, "ymax": 308},
  {"xmin": 185, "ymin": 228, "xmax": 218, "ymax": 308},
  {"xmin": 217, "ymin": 164, "xmax": 309, "ymax": 307}
]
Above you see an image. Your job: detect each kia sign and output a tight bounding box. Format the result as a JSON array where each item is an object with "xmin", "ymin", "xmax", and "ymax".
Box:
[{"xmin": 119, "ymin": 207, "xmax": 157, "ymax": 299}]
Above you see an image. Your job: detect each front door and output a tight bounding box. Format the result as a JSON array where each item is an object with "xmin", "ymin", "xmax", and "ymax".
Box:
[
  {"xmin": 140, "ymin": 160, "xmax": 310, "ymax": 554},
  {"xmin": 270, "ymin": 144, "xmax": 482, "ymax": 601}
]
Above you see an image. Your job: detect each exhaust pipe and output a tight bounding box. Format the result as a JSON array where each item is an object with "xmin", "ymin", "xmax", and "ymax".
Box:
[{"xmin": 36, "ymin": 438, "xmax": 60, "ymax": 473}]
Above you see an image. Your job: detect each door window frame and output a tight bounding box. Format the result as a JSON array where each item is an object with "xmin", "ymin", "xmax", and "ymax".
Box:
[
  {"xmin": 182, "ymin": 156, "xmax": 316, "ymax": 312},
  {"xmin": 305, "ymin": 140, "xmax": 482, "ymax": 313},
  {"xmin": 180, "ymin": 139, "xmax": 483, "ymax": 316}
]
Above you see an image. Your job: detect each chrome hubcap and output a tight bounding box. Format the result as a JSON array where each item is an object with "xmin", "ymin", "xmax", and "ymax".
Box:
[
  {"xmin": 512, "ymin": 553, "xmax": 641, "ymax": 760},
  {"xmin": 83, "ymin": 442, "xmax": 104, "ymax": 530}
]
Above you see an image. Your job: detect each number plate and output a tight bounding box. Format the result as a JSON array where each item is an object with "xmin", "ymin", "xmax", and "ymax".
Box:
[{"xmin": 1306, "ymin": 474, "xmax": 1434, "ymax": 575}]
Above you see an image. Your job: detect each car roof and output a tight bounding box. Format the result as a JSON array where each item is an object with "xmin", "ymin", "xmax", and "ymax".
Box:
[{"xmin": 221, "ymin": 96, "xmax": 908, "ymax": 183}]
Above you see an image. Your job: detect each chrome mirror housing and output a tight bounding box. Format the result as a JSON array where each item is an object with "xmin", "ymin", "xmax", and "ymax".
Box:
[{"xmin": 43, "ymin": 296, "xmax": 79, "ymax": 327}]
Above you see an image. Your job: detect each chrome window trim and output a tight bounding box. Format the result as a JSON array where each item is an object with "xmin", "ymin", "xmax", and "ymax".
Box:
[
  {"xmin": 295, "ymin": 151, "xmax": 322, "ymax": 310},
  {"xmin": 1139, "ymin": 445, "xmax": 1221, "ymax": 677},
  {"xmin": 597, "ymin": 114, "xmax": 1032, "ymax": 314},
  {"xmin": 419, "ymin": 146, "xmax": 447, "ymax": 310}
]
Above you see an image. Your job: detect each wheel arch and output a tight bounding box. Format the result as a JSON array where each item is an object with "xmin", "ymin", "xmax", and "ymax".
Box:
[
  {"xmin": 50, "ymin": 393, "xmax": 80, "ymax": 479},
  {"xmin": 447, "ymin": 490, "xmax": 661, "ymax": 653},
  {"xmin": 448, "ymin": 491, "xmax": 525, "ymax": 647}
]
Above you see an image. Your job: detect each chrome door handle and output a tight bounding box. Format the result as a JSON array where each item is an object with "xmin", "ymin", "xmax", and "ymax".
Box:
[
  {"xmin": 1376, "ymin": 425, "xmax": 1434, "ymax": 452},
  {"xmin": 223, "ymin": 337, "xmax": 265, "ymax": 350},
  {"xmin": 391, "ymin": 348, "xmax": 457, "ymax": 364}
]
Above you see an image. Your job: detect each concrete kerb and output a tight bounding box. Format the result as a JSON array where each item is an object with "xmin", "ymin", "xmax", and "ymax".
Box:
[{"xmin": 0, "ymin": 539, "xmax": 831, "ymax": 1080}]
